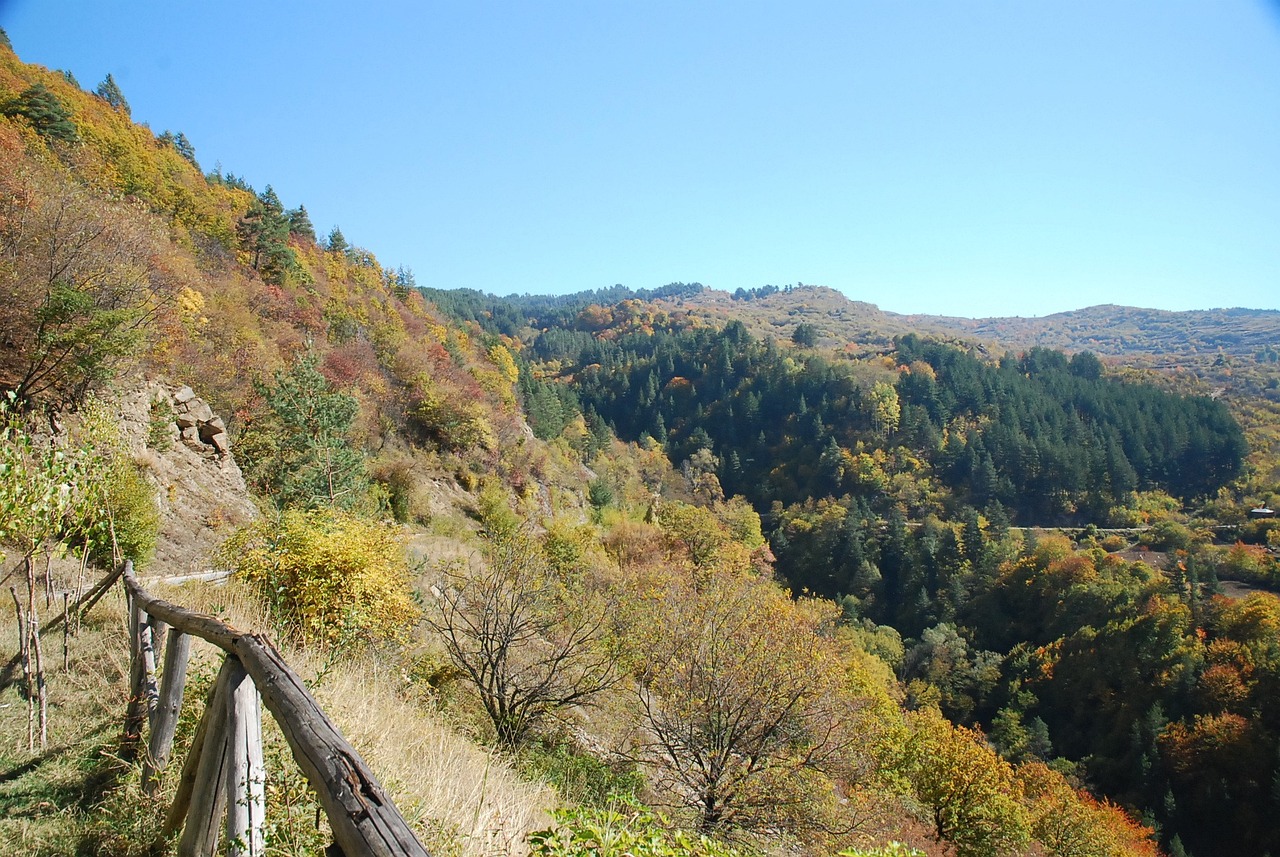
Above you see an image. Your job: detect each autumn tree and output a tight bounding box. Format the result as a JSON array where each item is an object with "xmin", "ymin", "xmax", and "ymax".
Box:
[
  {"xmin": 896, "ymin": 711, "xmax": 1029, "ymax": 857},
  {"xmin": 1018, "ymin": 761, "xmax": 1160, "ymax": 857},
  {"xmin": 0, "ymin": 160, "xmax": 168, "ymax": 406},
  {"xmin": 626, "ymin": 569, "xmax": 859, "ymax": 833},
  {"xmin": 427, "ymin": 529, "xmax": 618, "ymax": 747}
]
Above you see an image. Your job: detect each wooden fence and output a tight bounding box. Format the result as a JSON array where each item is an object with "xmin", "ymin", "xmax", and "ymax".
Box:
[{"xmin": 120, "ymin": 561, "xmax": 430, "ymax": 857}]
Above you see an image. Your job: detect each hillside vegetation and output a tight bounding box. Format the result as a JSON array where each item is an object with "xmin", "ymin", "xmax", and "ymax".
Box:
[{"xmin": 2, "ymin": 31, "xmax": 1278, "ymax": 857}]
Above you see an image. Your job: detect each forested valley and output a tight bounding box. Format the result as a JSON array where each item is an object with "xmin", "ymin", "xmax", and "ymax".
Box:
[{"xmin": 2, "ymin": 29, "xmax": 1279, "ymax": 857}]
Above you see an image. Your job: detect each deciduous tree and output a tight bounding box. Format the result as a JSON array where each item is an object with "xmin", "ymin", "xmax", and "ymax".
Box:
[
  {"xmin": 627, "ymin": 570, "xmax": 858, "ymax": 833},
  {"xmin": 427, "ymin": 530, "xmax": 618, "ymax": 747},
  {"xmin": 0, "ymin": 161, "xmax": 168, "ymax": 406}
]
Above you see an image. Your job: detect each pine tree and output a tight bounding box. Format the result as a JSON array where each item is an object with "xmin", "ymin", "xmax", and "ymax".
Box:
[
  {"xmin": 286, "ymin": 205, "xmax": 316, "ymax": 241},
  {"xmin": 173, "ymin": 132, "xmax": 198, "ymax": 166},
  {"xmin": 325, "ymin": 225, "xmax": 348, "ymax": 255},
  {"xmin": 236, "ymin": 186, "xmax": 294, "ymax": 284},
  {"xmin": 3, "ymin": 84, "xmax": 79, "ymax": 143},
  {"xmin": 243, "ymin": 354, "xmax": 366, "ymax": 508},
  {"xmin": 94, "ymin": 73, "xmax": 130, "ymax": 116}
]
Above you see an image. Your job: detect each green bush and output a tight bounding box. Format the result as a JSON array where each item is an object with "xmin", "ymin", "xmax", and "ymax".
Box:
[
  {"xmin": 91, "ymin": 459, "xmax": 159, "ymax": 568},
  {"xmin": 528, "ymin": 803, "xmax": 747, "ymax": 857},
  {"xmin": 519, "ymin": 740, "xmax": 643, "ymax": 808}
]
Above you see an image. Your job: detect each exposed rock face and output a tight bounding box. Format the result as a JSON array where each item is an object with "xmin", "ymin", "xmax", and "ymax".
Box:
[{"xmin": 113, "ymin": 380, "xmax": 258, "ymax": 575}]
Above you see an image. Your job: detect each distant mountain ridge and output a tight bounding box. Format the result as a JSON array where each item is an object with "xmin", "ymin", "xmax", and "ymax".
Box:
[
  {"xmin": 662, "ymin": 285, "xmax": 1280, "ymax": 358},
  {"xmin": 912, "ymin": 303, "xmax": 1280, "ymax": 357}
]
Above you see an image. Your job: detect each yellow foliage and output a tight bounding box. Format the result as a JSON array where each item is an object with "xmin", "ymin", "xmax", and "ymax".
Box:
[
  {"xmin": 412, "ymin": 374, "xmax": 497, "ymax": 451},
  {"xmin": 488, "ymin": 343, "xmax": 519, "ymax": 385},
  {"xmin": 217, "ymin": 508, "xmax": 419, "ymax": 645}
]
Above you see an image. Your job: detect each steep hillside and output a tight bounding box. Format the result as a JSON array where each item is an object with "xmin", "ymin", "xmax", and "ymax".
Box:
[{"xmin": 6, "ymin": 31, "xmax": 1276, "ymax": 857}]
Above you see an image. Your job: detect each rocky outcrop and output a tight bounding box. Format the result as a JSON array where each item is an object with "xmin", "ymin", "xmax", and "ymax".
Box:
[
  {"xmin": 168, "ymin": 384, "xmax": 231, "ymax": 455},
  {"xmin": 114, "ymin": 380, "xmax": 258, "ymax": 575}
]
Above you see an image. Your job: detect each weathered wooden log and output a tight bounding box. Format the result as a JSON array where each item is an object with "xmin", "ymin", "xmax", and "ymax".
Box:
[
  {"xmin": 10, "ymin": 586, "xmax": 33, "ymax": 750},
  {"xmin": 125, "ymin": 572, "xmax": 430, "ymax": 857},
  {"xmin": 121, "ymin": 593, "xmax": 159, "ymax": 762},
  {"xmin": 143, "ymin": 629, "xmax": 192, "ymax": 795},
  {"xmin": 225, "ymin": 657, "xmax": 265, "ymax": 857},
  {"xmin": 152, "ymin": 617, "xmax": 169, "ymax": 665},
  {"xmin": 76, "ymin": 558, "xmax": 130, "ymax": 620},
  {"xmin": 178, "ymin": 656, "xmax": 234, "ymax": 857},
  {"xmin": 62, "ymin": 593, "xmax": 69, "ymax": 671},
  {"xmin": 142, "ymin": 617, "xmax": 160, "ymax": 724},
  {"xmin": 30, "ymin": 597, "xmax": 46, "ymax": 749},
  {"xmin": 164, "ymin": 656, "xmax": 233, "ymax": 838}
]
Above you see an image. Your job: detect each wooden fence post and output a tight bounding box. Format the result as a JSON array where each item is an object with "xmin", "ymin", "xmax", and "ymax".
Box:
[
  {"xmin": 225, "ymin": 657, "xmax": 266, "ymax": 857},
  {"xmin": 122, "ymin": 596, "xmax": 159, "ymax": 759},
  {"xmin": 142, "ymin": 629, "xmax": 192, "ymax": 795},
  {"xmin": 163, "ymin": 656, "xmax": 230, "ymax": 839},
  {"xmin": 178, "ymin": 656, "xmax": 234, "ymax": 857},
  {"xmin": 126, "ymin": 571, "xmax": 431, "ymax": 857}
]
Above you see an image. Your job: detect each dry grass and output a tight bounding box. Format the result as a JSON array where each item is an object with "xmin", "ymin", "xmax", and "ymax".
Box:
[
  {"xmin": 0, "ymin": 555, "xmax": 554, "ymax": 856},
  {"xmin": 0, "ymin": 572, "xmax": 142, "ymax": 855},
  {"xmin": 153, "ymin": 575, "xmax": 555, "ymax": 857}
]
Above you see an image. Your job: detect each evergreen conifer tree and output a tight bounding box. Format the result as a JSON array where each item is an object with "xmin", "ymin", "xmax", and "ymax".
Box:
[
  {"xmin": 173, "ymin": 132, "xmax": 198, "ymax": 166},
  {"xmin": 3, "ymin": 84, "xmax": 79, "ymax": 142},
  {"xmin": 94, "ymin": 73, "xmax": 130, "ymax": 115},
  {"xmin": 326, "ymin": 225, "xmax": 348, "ymax": 255},
  {"xmin": 286, "ymin": 205, "xmax": 316, "ymax": 241}
]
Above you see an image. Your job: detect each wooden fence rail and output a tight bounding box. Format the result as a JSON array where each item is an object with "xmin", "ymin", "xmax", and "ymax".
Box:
[{"xmin": 120, "ymin": 561, "xmax": 430, "ymax": 857}]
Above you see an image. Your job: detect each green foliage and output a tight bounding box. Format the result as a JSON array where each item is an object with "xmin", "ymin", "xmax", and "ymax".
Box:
[
  {"xmin": 286, "ymin": 204, "xmax": 315, "ymax": 241},
  {"xmin": 236, "ymin": 185, "xmax": 298, "ymax": 285},
  {"xmin": 217, "ymin": 507, "xmax": 419, "ymax": 645},
  {"xmin": 146, "ymin": 394, "xmax": 174, "ymax": 451},
  {"xmin": 3, "ymin": 83, "xmax": 78, "ymax": 142},
  {"xmin": 791, "ymin": 322, "xmax": 819, "ymax": 347},
  {"xmin": 158, "ymin": 129, "xmax": 198, "ymax": 167},
  {"xmin": 838, "ymin": 844, "xmax": 925, "ymax": 857},
  {"xmin": 528, "ymin": 803, "xmax": 748, "ymax": 857},
  {"xmin": 93, "ymin": 73, "xmax": 129, "ymax": 115},
  {"xmin": 519, "ymin": 740, "xmax": 643, "ymax": 808},
  {"xmin": 239, "ymin": 353, "xmax": 367, "ymax": 509},
  {"xmin": 565, "ymin": 323, "xmax": 1244, "ymax": 525},
  {"xmin": 325, "ymin": 225, "xmax": 348, "ymax": 254},
  {"xmin": 0, "ymin": 393, "xmax": 98, "ymax": 563},
  {"xmin": 586, "ymin": 478, "xmax": 614, "ymax": 514},
  {"xmin": 91, "ymin": 456, "xmax": 159, "ymax": 568},
  {"xmin": 0, "ymin": 395, "xmax": 158, "ymax": 569}
]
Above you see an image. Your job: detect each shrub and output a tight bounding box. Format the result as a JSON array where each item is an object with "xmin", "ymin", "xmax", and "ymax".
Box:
[
  {"xmin": 519, "ymin": 739, "xmax": 643, "ymax": 808},
  {"xmin": 91, "ymin": 458, "xmax": 160, "ymax": 568},
  {"xmin": 838, "ymin": 845, "xmax": 925, "ymax": 857},
  {"xmin": 217, "ymin": 508, "xmax": 418, "ymax": 645},
  {"xmin": 528, "ymin": 803, "xmax": 746, "ymax": 857}
]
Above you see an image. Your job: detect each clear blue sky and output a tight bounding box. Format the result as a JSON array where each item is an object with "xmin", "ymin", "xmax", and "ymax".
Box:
[{"xmin": 3, "ymin": 1, "xmax": 1278, "ymax": 318}]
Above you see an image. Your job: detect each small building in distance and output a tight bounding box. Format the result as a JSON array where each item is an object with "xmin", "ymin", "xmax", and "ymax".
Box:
[{"xmin": 1249, "ymin": 506, "xmax": 1275, "ymax": 518}]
